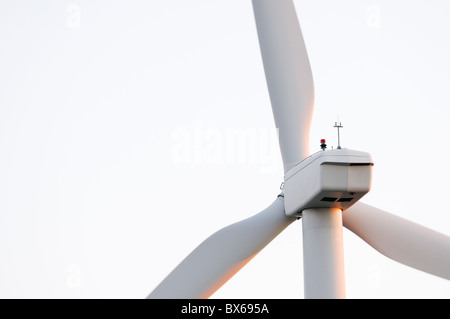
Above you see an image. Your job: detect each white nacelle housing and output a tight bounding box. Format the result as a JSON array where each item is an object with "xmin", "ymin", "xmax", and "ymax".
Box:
[{"xmin": 283, "ymin": 149, "xmax": 374, "ymax": 217}]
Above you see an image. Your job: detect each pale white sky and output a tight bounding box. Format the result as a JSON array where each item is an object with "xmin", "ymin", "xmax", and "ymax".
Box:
[{"xmin": 1, "ymin": 0, "xmax": 450, "ymax": 298}]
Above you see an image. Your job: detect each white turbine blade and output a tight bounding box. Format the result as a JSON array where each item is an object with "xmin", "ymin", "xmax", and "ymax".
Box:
[
  {"xmin": 148, "ymin": 196, "xmax": 296, "ymax": 299},
  {"xmin": 252, "ymin": 0, "xmax": 315, "ymax": 172},
  {"xmin": 343, "ymin": 202, "xmax": 450, "ymax": 280}
]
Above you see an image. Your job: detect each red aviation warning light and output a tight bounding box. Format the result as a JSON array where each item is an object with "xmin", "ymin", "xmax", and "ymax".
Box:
[{"xmin": 320, "ymin": 139, "xmax": 327, "ymax": 151}]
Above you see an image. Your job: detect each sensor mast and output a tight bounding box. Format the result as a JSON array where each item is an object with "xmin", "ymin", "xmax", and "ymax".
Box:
[{"xmin": 334, "ymin": 122, "xmax": 343, "ymax": 149}]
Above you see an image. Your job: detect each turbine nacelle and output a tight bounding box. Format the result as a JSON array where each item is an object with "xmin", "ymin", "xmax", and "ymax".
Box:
[{"xmin": 283, "ymin": 149, "xmax": 374, "ymax": 217}]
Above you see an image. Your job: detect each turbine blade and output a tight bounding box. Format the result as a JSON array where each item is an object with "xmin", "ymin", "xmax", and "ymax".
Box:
[
  {"xmin": 252, "ymin": 0, "xmax": 315, "ymax": 172},
  {"xmin": 343, "ymin": 202, "xmax": 450, "ymax": 280},
  {"xmin": 148, "ymin": 196, "xmax": 296, "ymax": 299}
]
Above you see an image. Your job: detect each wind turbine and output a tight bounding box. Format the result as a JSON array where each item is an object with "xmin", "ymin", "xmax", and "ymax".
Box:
[{"xmin": 148, "ymin": 0, "xmax": 450, "ymax": 299}]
